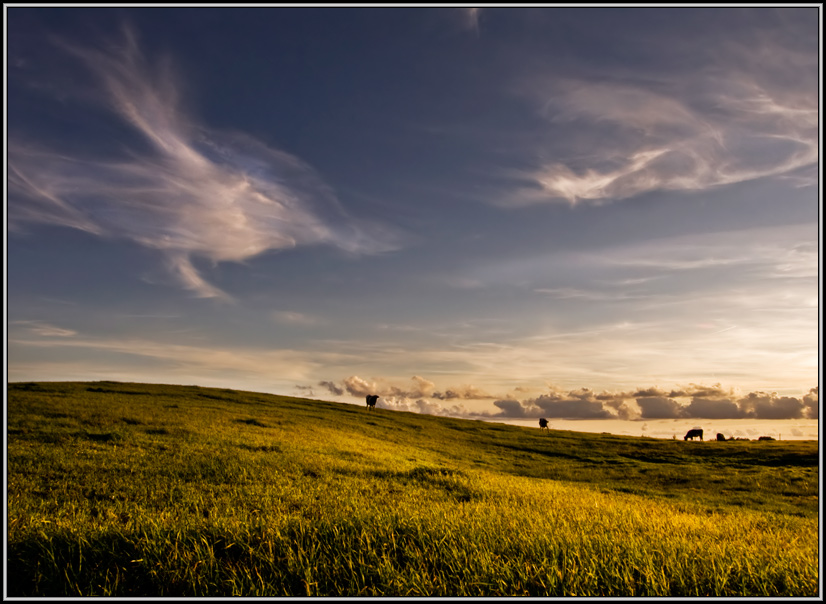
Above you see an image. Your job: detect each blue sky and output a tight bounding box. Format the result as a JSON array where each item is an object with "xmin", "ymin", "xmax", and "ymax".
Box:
[{"xmin": 6, "ymin": 7, "xmax": 820, "ymax": 426}]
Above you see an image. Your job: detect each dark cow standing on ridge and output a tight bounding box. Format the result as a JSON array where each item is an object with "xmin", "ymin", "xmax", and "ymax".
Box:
[
  {"xmin": 716, "ymin": 433, "xmax": 726, "ymax": 441},
  {"xmin": 538, "ymin": 418, "xmax": 549, "ymax": 433},
  {"xmin": 684, "ymin": 428, "xmax": 703, "ymax": 441},
  {"xmin": 366, "ymin": 394, "xmax": 378, "ymax": 411}
]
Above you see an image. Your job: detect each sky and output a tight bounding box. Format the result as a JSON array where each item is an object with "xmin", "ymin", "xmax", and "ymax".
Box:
[{"xmin": 5, "ymin": 7, "xmax": 821, "ymax": 437}]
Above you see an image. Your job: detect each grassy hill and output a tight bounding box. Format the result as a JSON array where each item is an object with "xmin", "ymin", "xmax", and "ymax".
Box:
[{"xmin": 6, "ymin": 381, "xmax": 819, "ymax": 596}]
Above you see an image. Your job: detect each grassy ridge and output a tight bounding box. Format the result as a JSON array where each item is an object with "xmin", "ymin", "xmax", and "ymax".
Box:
[{"xmin": 6, "ymin": 381, "xmax": 819, "ymax": 596}]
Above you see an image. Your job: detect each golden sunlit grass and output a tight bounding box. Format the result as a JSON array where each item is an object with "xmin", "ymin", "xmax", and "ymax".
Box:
[{"xmin": 7, "ymin": 381, "xmax": 818, "ymax": 596}]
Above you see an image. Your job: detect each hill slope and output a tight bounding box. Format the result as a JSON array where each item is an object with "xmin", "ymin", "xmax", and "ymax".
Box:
[{"xmin": 6, "ymin": 381, "xmax": 819, "ymax": 596}]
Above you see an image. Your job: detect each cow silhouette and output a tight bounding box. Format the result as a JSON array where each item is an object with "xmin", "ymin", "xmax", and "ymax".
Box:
[
  {"xmin": 716, "ymin": 433, "xmax": 726, "ymax": 441},
  {"xmin": 365, "ymin": 394, "xmax": 378, "ymax": 411},
  {"xmin": 684, "ymin": 428, "xmax": 703, "ymax": 441},
  {"xmin": 539, "ymin": 418, "xmax": 549, "ymax": 433}
]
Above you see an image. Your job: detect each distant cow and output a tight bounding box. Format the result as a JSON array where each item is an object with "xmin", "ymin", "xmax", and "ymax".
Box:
[
  {"xmin": 684, "ymin": 428, "xmax": 703, "ymax": 441},
  {"xmin": 716, "ymin": 433, "xmax": 726, "ymax": 442},
  {"xmin": 539, "ymin": 418, "xmax": 549, "ymax": 433},
  {"xmin": 365, "ymin": 394, "xmax": 378, "ymax": 411}
]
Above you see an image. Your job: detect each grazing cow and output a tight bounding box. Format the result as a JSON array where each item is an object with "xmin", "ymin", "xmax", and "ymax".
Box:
[
  {"xmin": 365, "ymin": 394, "xmax": 378, "ymax": 411},
  {"xmin": 539, "ymin": 417, "xmax": 549, "ymax": 433},
  {"xmin": 716, "ymin": 433, "xmax": 726, "ymax": 442},
  {"xmin": 684, "ymin": 428, "xmax": 703, "ymax": 441}
]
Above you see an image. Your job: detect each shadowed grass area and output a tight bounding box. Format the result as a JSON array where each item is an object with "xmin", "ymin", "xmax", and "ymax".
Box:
[{"xmin": 7, "ymin": 381, "xmax": 819, "ymax": 596}]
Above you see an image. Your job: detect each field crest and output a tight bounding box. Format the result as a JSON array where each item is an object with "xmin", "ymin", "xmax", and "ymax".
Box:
[{"xmin": 7, "ymin": 381, "xmax": 819, "ymax": 597}]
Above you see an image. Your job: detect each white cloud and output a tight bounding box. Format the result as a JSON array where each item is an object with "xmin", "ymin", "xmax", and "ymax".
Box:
[
  {"xmin": 313, "ymin": 370, "xmax": 818, "ymax": 422},
  {"xmin": 460, "ymin": 8, "xmax": 482, "ymax": 34},
  {"xmin": 518, "ymin": 82, "xmax": 816, "ymax": 205},
  {"xmin": 377, "ymin": 395, "xmax": 470, "ymax": 417},
  {"xmin": 327, "ymin": 374, "xmax": 496, "ymax": 404},
  {"xmin": 10, "ymin": 332, "xmax": 346, "ymax": 387},
  {"xmin": 8, "ymin": 27, "xmax": 399, "ymax": 300},
  {"xmin": 505, "ymin": 26, "xmax": 817, "ymax": 206},
  {"xmin": 271, "ymin": 310, "xmax": 320, "ymax": 326},
  {"xmin": 533, "ymin": 287, "xmax": 654, "ymax": 302},
  {"xmin": 471, "ymin": 224, "xmax": 816, "ymax": 298},
  {"xmin": 13, "ymin": 321, "xmax": 77, "ymax": 338}
]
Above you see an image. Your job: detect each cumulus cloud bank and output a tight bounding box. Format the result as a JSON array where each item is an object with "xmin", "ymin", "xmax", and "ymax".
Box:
[
  {"xmin": 319, "ymin": 375, "xmax": 495, "ymax": 403},
  {"xmin": 8, "ymin": 27, "xmax": 397, "ymax": 299},
  {"xmin": 492, "ymin": 383, "xmax": 817, "ymax": 421},
  {"xmin": 316, "ymin": 375, "xmax": 818, "ymax": 422}
]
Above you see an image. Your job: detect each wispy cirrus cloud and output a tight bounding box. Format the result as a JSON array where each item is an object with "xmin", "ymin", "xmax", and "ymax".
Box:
[
  {"xmin": 504, "ymin": 19, "xmax": 817, "ymax": 206},
  {"xmin": 271, "ymin": 310, "xmax": 321, "ymax": 326},
  {"xmin": 473, "ymin": 223, "xmax": 817, "ymax": 295},
  {"xmin": 461, "ymin": 8, "xmax": 482, "ymax": 34},
  {"xmin": 8, "ymin": 26, "xmax": 399, "ymax": 300},
  {"xmin": 9, "ymin": 331, "xmax": 347, "ymax": 390},
  {"xmin": 305, "ymin": 293, "xmax": 815, "ymax": 398},
  {"xmin": 12, "ymin": 320, "xmax": 77, "ymax": 338},
  {"xmin": 598, "ymin": 225, "xmax": 819, "ymax": 278}
]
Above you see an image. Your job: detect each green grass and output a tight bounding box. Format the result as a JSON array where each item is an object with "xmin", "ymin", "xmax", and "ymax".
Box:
[{"xmin": 6, "ymin": 381, "xmax": 819, "ymax": 596}]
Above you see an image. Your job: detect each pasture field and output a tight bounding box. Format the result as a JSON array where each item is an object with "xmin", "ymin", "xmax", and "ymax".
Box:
[{"xmin": 6, "ymin": 381, "xmax": 820, "ymax": 597}]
